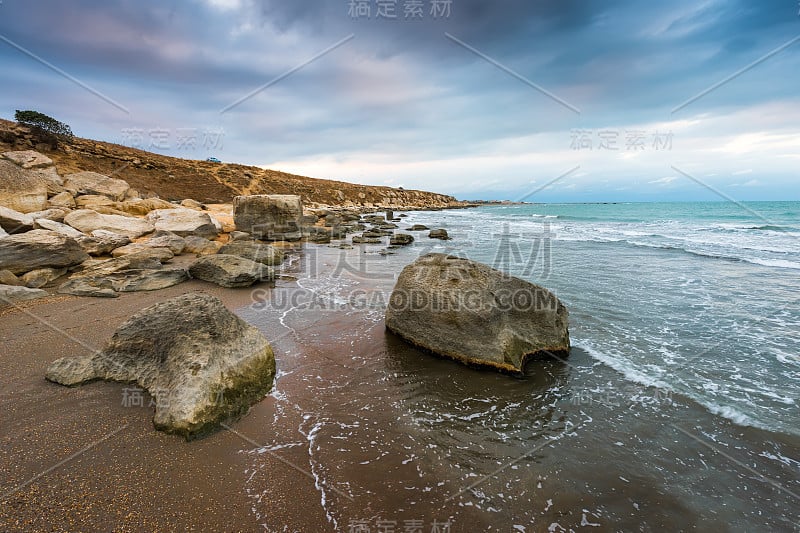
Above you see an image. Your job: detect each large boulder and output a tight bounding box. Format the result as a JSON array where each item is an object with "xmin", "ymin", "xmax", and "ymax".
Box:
[
  {"xmin": 384, "ymin": 254, "xmax": 570, "ymax": 373},
  {"xmin": 189, "ymin": 254, "xmax": 274, "ymax": 288},
  {"xmin": 45, "ymin": 293, "xmax": 276, "ymax": 439},
  {"xmin": 0, "ymin": 160, "xmax": 48, "ymax": 213},
  {"xmin": 218, "ymin": 241, "xmax": 284, "ymax": 266},
  {"xmin": 146, "ymin": 208, "xmax": 219, "ymax": 238},
  {"xmin": 0, "ymin": 230, "xmax": 89, "ymax": 275},
  {"xmin": 233, "ymin": 195, "xmax": 303, "ymax": 241},
  {"xmin": 65, "ymin": 209, "xmax": 154, "ymax": 238},
  {"xmin": 63, "ymin": 171, "xmax": 131, "ymax": 201}
]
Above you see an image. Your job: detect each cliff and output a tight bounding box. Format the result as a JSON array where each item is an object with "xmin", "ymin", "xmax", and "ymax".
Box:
[{"xmin": 0, "ymin": 118, "xmax": 463, "ymax": 209}]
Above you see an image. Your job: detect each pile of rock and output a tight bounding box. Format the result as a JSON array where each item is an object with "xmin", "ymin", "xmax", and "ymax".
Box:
[{"xmin": 0, "ymin": 151, "xmax": 295, "ymax": 304}]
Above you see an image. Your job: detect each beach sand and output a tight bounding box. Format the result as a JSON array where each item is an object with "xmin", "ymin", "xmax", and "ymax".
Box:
[{"xmin": 0, "ymin": 280, "xmax": 311, "ymax": 532}]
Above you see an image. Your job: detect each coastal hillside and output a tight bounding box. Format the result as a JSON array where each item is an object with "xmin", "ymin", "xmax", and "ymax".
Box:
[{"xmin": 0, "ymin": 118, "xmax": 461, "ymax": 208}]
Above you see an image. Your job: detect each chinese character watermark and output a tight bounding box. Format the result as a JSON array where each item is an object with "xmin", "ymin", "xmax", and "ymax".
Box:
[
  {"xmin": 347, "ymin": 518, "xmax": 452, "ymax": 533},
  {"xmin": 120, "ymin": 127, "xmax": 225, "ymax": 152},
  {"xmin": 569, "ymin": 129, "xmax": 673, "ymax": 151},
  {"xmin": 348, "ymin": 0, "xmax": 452, "ymax": 19}
]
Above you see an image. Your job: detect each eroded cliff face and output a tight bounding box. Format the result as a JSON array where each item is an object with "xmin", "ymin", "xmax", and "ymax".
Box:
[{"xmin": 0, "ymin": 119, "xmax": 463, "ymax": 209}]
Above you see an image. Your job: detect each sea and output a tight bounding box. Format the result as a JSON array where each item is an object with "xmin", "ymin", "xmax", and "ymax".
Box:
[{"xmin": 239, "ymin": 201, "xmax": 800, "ymax": 532}]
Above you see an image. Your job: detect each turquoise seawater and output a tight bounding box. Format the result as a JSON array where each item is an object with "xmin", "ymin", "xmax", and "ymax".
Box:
[{"xmin": 410, "ymin": 201, "xmax": 800, "ymax": 436}]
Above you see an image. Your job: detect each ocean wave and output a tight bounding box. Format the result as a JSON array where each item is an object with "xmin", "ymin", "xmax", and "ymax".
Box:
[
  {"xmin": 551, "ymin": 234, "xmax": 800, "ymax": 270},
  {"xmin": 576, "ymin": 342, "xmax": 798, "ymax": 437}
]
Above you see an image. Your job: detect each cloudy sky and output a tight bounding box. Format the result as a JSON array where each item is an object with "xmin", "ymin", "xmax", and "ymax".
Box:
[{"xmin": 1, "ymin": 0, "xmax": 798, "ymax": 201}]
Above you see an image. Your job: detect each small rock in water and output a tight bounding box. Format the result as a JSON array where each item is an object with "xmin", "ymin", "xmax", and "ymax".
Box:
[{"xmin": 428, "ymin": 228, "xmax": 450, "ymax": 240}]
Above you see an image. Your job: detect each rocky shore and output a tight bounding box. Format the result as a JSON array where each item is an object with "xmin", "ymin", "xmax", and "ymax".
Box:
[{"xmin": 0, "ymin": 149, "xmax": 468, "ymax": 305}]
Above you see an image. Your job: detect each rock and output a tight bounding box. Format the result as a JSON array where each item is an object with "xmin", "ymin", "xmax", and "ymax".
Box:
[
  {"xmin": 352, "ymin": 235, "xmax": 382, "ymax": 244},
  {"xmin": 0, "ymin": 160, "xmax": 48, "ymax": 213},
  {"xmin": 65, "ymin": 209, "xmax": 155, "ymax": 238},
  {"xmin": 47, "ymin": 191, "xmax": 77, "ymax": 209},
  {"xmin": 111, "ymin": 244, "xmax": 174, "ymax": 262},
  {"xmin": 428, "ymin": 228, "xmax": 450, "ymax": 240},
  {"xmin": 34, "ymin": 218, "xmax": 85, "ymax": 238},
  {"xmin": 141, "ymin": 231, "xmax": 186, "ymax": 255},
  {"xmin": 112, "ymin": 269, "xmax": 189, "ymax": 292},
  {"xmin": 384, "ymin": 254, "xmax": 570, "ymax": 374},
  {"xmin": 0, "ymin": 230, "xmax": 89, "ymax": 275},
  {"xmin": 21, "ymin": 267, "xmax": 67, "ymax": 288},
  {"xmin": 60, "ymin": 268, "xmax": 188, "ymax": 296},
  {"xmin": 115, "ymin": 198, "xmax": 175, "ymax": 216},
  {"xmin": 63, "ymin": 171, "xmax": 130, "ymax": 201},
  {"xmin": 389, "ymin": 233, "xmax": 414, "ymax": 246},
  {"xmin": 183, "ymin": 236, "xmax": 221, "ymax": 255},
  {"xmin": 45, "ymin": 293, "xmax": 276, "ymax": 439},
  {"xmin": 189, "ymin": 254, "xmax": 274, "ymax": 288},
  {"xmin": 69, "ymin": 253, "xmax": 164, "ymax": 279},
  {"xmin": 77, "ymin": 230, "xmax": 132, "ymax": 256},
  {"xmin": 180, "ymin": 198, "xmax": 205, "ymax": 210},
  {"xmin": 0, "ymin": 270, "xmax": 22, "ymax": 286},
  {"xmin": 233, "ymin": 194, "xmax": 303, "ymax": 241},
  {"xmin": 75, "ymin": 194, "xmax": 116, "ymax": 209},
  {"xmin": 364, "ymin": 229, "xmax": 392, "ymax": 238},
  {"xmin": 0, "ymin": 225, "xmax": 7, "ymax": 239},
  {"xmin": 218, "ymin": 241, "xmax": 285, "ymax": 266},
  {"xmin": 0, "ymin": 284, "xmax": 48, "ymax": 306},
  {"xmin": 33, "ymin": 167, "xmax": 65, "ymax": 196},
  {"xmin": 0, "ymin": 206, "xmax": 35, "ymax": 233},
  {"xmin": 2, "ymin": 150, "xmax": 53, "ymax": 169},
  {"xmin": 146, "ymin": 208, "xmax": 219, "ymax": 238},
  {"xmin": 407, "ymin": 224, "xmax": 429, "ymax": 231},
  {"xmin": 57, "ymin": 277, "xmax": 119, "ymax": 298},
  {"xmin": 30, "ymin": 208, "xmax": 69, "ymax": 223},
  {"xmin": 229, "ymin": 231, "xmax": 252, "ymax": 241}
]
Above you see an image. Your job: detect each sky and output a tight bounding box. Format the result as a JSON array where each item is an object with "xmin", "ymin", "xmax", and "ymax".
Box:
[{"xmin": 0, "ymin": 0, "xmax": 798, "ymax": 201}]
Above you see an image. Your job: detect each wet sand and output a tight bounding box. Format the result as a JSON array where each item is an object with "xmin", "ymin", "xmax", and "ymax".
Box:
[
  {"xmin": 0, "ymin": 281, "xmax": 280, "ymax": 532},
  {"xmin": 2, "ymin": 243, "xmax": 798, "ymax": 532}
]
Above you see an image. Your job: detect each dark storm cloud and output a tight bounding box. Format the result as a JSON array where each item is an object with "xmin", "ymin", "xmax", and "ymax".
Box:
[{"xmin": 0, "ymin": 0, "xmax": 798, "ymax": 198}]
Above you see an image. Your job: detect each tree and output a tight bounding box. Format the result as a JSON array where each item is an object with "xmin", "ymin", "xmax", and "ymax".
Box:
[{"xmin": 14, "ymin": 110, "xmax": 73, "ymax": 146}]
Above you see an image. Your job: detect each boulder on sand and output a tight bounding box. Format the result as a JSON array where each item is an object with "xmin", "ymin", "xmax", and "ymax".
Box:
[
  {"xmin": 0, "ymin": 230, "xmax": 89, "ymax": 275},
  {"xmin": 233, "ymin": 194, "xmax": 303, "ymax": 241},
  {"xmin": 189, "ymin": 254, "xmax": 274, "ymax": 288},
  {"xmin": 384, "ymin": 253, "xmax": 570, "ymax": 374},
  {"xmin": 45, "ymin": 293, "xmax": 276, "ymax": 439}
]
